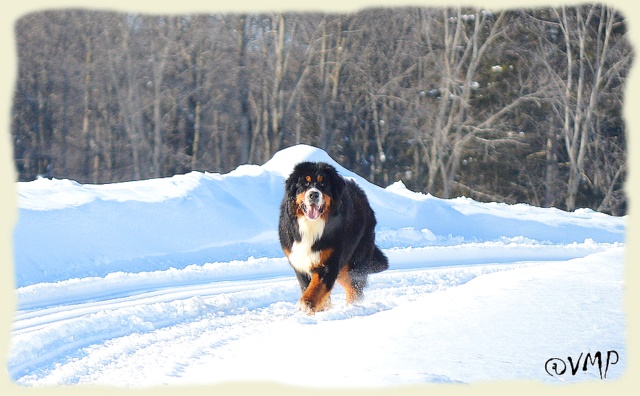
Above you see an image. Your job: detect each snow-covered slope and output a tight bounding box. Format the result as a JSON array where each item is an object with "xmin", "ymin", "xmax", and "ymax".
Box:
[
  {"xmin": 8, "ymin": 145, "xmax": 626, "ymax": 387},
  {"xmin": 13, "ymin": 144, "xmax": 624, "ymax": 287}
]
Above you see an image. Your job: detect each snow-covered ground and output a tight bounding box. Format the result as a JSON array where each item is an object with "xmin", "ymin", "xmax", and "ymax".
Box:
[{"xmin": 8, "ymin": 145, "xmax": 626, "ymax": 387}]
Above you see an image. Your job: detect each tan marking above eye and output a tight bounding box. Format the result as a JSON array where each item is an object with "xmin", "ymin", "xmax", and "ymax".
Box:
[
  {"xmin": 317, "ymin": 175, "xmax": 323, "ymax": 183},
  {"xmin": 306, "ymin": 175, "xmax": 312, "ymax": 183}
]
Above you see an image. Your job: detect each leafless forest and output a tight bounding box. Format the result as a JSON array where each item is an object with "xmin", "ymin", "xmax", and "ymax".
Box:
[{"xmin": 11, "ymin": 5, "xmax": 632, "ymax": 214}]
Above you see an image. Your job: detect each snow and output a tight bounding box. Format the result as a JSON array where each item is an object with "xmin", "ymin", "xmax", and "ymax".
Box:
[{"xmin": 8, "ymin": 144, "xmax": 627, "ymax": 388}]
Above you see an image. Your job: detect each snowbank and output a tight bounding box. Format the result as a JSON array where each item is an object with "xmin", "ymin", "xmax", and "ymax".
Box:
[{"xmin": 13, "ymin": 145, "xmax": 625, "ymax": 287}]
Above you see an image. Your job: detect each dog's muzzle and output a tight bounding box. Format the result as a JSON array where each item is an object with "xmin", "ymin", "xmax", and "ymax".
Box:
[{"xmin": 303, "ymin": 188, "xmax": 324, "ymax": 220}]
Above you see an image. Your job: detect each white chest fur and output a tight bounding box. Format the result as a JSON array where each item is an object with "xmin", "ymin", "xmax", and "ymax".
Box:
[{"xmin": 288, "ymin": 216, "xmax": 326, "ymax": 274}]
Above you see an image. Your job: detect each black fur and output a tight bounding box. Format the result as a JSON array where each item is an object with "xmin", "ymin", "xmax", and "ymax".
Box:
[{"xmin": 278, "ymin": 161, "xmax": 388, "ymax": 313}]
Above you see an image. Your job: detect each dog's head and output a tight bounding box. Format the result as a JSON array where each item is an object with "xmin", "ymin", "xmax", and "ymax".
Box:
[{"xmin": 285, "ymin": 161, "xmax": 345, "ymax": 221}]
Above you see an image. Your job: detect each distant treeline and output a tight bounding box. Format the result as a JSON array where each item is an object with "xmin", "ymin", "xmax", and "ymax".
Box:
[{"xmin": 12, "ymin": 5, "xmax": 632, "ymax": 215}]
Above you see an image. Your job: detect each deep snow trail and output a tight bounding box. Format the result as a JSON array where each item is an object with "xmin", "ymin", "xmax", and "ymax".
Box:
[
  {"xmin": 10, "ymin": 260, "xmax": 534, "ymax": 385},
  {"xmin": 8, "ymin": 245, "xmax": 624, "ymax": 387}
]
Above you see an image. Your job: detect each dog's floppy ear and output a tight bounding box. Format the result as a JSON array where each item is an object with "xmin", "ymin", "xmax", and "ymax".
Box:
[
  {"xmin": 322, "ymin": 163, "xmax": 345, "ymax": 214},
  {"xmin": 285, "ymin": 162, "xmax": 308, "ymax": 196},
  {"xmin": 284, "ymin": 170, "xmax": 298, "ymax": 197}
]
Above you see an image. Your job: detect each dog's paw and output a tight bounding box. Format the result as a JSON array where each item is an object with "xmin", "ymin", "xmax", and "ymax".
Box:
[
  {"xmin": 296, "ymin": 299, "xmax": 315, "ymax": 315},
  {"xmin": 296, "ymin": 296, "xmax": 332, "ymax": 315}
]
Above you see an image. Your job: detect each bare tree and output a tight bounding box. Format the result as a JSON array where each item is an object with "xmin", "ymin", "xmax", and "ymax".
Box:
[
  {"xmin": 413, "ymin": 8, "xmax": 516, "ymax": 198},
  {"xmin": 547, "ymin": 4, "xmax": 630, "ymax": 211}
]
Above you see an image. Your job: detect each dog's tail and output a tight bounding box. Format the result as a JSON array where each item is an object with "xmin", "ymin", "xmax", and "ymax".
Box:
[{"xmin": 368, "ymin": 246, "xmax": 389, "ymax": 274}]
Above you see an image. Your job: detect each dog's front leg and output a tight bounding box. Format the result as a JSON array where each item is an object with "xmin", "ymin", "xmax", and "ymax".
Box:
[{"xmin": 298, "ymin": 268, "xmax": 336, "ymax": 314}]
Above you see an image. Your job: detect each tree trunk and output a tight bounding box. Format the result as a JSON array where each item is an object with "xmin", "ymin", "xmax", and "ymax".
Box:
[
  {"xmin": 81, "ymin": 32, "xmax": 92, "ymax": 181},
  {"xmin": 236, "ymin": 16, "xmax": 252, "ymax": 164},
  {"xmin": 319, "ymin": 21, "xmax": 330, "ymax": 150},
  {"xmin": 191, "ymin": 51, "xmax": 204, "ymax": 171},
  {"xmin": 270, "ymin": 14, "xmax": 286, "ymax": 155},
  {"xmin": 544, "ymin": 132, "xmax": 560, "ymax": 207}
]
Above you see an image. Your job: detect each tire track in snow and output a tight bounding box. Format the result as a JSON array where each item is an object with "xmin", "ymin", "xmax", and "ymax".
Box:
[
  {"xmin": 9, "ymin": 277, "xmax": 299, "ymax": 381},
  {"xmin": 9, "ymin": 261, "xmax": 537, "ymax": 385}
]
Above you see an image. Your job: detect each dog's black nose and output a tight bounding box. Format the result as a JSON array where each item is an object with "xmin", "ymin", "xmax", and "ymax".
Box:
[{"xmin": 309, "ymin": 190, "xmax": 320, "ymax": 202}]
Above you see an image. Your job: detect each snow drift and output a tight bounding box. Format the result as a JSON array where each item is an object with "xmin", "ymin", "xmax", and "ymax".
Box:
[{"xmin": 13, "ymin": 144, "xmax": 624, "ymax": 287}]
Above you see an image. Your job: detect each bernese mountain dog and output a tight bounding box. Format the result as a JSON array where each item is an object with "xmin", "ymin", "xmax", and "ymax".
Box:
[{"xmin": 278, "ymin": 161, "xmax": 388, "ymax": 314}]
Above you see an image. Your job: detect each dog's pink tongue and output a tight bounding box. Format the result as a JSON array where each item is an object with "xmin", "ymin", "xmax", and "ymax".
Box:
[{"xmin": 307, "ymin": 206, "xmax": 321, "ymax": 220}]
